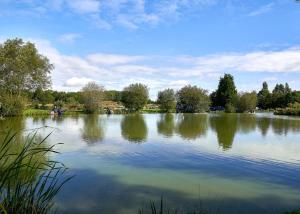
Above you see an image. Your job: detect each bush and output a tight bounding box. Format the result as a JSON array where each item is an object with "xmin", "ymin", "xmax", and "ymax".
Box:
[
  {"xmin": 0, "ymin": 94, "xmax": 25, "ymax": 116},
  {"xmin": 274, "ymin": 102, "xmax": 300, "ymax": 116},
  {"xmin": 237, "ymin": 91, "xmax": 257, "ymax": 113},
  {"xmin": 121, "ymin": 83, "xmax": 149, "ymax": 112},
  {"xmin": 225, "ymin": 103, "xmax": 236, "ymax": 113},
  {"xmin": 176, "ymin": 85, "xmax": 210, "ymax": 113}
]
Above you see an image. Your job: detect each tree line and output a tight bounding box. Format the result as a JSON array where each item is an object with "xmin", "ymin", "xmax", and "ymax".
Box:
[{"xmin": 1, "ymin": 38, "xmax": 300, "ymax": 116}]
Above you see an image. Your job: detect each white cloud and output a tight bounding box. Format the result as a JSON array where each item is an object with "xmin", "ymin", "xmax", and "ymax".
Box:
[
  {"xmin": 248, "ymin": 3, "xmax": 274, "ymax": 17},
  {"xmin": 31, "ymin": 39, "xmax": 300, "ymax": 97},
  {"xmin": 64, "ymin": 77, "xmax": 94, "ymax": 87},
  {"xmin": 87, "ymin": 53, "xmax": 143, "ymax": 65},
  {"xmin": 58, "ymin": 33, "xmax": 81, "ymax": 43}
]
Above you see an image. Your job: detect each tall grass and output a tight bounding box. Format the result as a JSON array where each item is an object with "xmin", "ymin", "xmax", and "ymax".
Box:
[{"xmin": 0, "ymin": 131, "xmax": 72, "ymax": 214}]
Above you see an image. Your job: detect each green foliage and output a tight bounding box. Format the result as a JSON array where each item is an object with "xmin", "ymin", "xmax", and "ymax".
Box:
[
  {"xmin": 257, "ymin": 82, "xmax": 271, "ymax": 109},
  {"xmin": 176, "ymin": 85, "xmax": 210, "ymax": 113},
  {"xmin": 157, "ymin": 89, "xmax": 176, "ymax": 113},
  {"xmin": 121, "ymin": 83, "xmax": 149, "ymax": 112},
  {"xmin": 0, "ymin": 131, "xmax": 72, "ymax": 214},
  {"xmin": 0, "ymin": 94, "xmax": 25, "ymax": 116},
  {"xmin": 214, "ymin": 74, "xmax": 237, "ymax": 107},
  {"xmin": 54, "ymin": 100, "xmax": 64, "ymax": 109},
  {"xmin": 105, "ymin": 90, "xmax": 122, "ymax": 102},
  {"xmin": 81, "ymin": 82, "xmax": 104, "ymax": 113},
  {"xmin": 274, "ymin": 102, "xmax": 300, "ymax": 116},
  {"xmin": 0, "ymin": 38, "xmax": 52, "ymax": 96},
  {"xmin": 237, "ymin": 91, "xmax": 257, "ymax": 113},
  {"xmin": 32, "ymin": 88, "xmax": 54, "ymax": 106},
  {"xmin": 225, "ymin": 103, "xmax": 236, "ymax": 113}
]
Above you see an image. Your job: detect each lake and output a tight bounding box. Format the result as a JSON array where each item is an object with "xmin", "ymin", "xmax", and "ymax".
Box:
[{"xmin": 1, "ymin": 113, "xmax": 300, "ymax": 214}]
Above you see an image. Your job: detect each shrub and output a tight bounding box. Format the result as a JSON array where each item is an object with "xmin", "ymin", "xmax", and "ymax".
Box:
[
  {"xmin": 225, "ymin": 103, "xmax": 236, "ymax": 113},
  {"xmin": 237, "ymin": 91, "xmax": 257, "ymax": 113},
  {"xmin": 274, "ymin": 102, "xmax": 300, "ymax": 116},
  {"xmin": 0, "ymin": 94, "xmax": 25, "ymax": 116}
]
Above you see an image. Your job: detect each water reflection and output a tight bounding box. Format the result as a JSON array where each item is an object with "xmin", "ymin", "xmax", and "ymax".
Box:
[
  {"xmin": 256, "ymin": 117, "xmax": 271, "ymax": 137},
  {"xmin": 271, "ymin": 117, "xmax": 300, "ymax": 135},
  {"xmin": 210, "ymin": 114, "xmax": 238, "ymax": 150},
  {"xmin": 175, "ymin": 114, "xmax": 208, "ymax": 140},
  {"xmin": 81, "ymin": 114, "xmax": 105, "ymax": 144},
  {"xmin": 0, "ymin": 117, "xmax": 25, "ymax": 142},
  {"xmin": 1, "ymin": 113, "xmax": 300, "ymax": 214},
  {"xmin": 157, "ymin": 114, "xmax": 175, "ymax": 137},
  {"xmin": 238, "ymin": 114, "xmax": 257, "ymax": 134},
  {"xmin": 121, "ymin": 114, "xmax": 148, "ymax": 143}
]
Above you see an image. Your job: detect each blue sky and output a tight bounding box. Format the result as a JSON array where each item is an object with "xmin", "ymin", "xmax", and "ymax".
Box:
[{"xmin": 1, "ymin": 0, "xmax": 300, "ymax": 98}]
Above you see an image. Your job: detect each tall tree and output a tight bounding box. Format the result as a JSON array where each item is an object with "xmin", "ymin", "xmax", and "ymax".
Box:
[
  {"xmin": 121, "ymin": 83, "xmax": 149, "ymax": 112},
  {"xmin": 176, "ymin": 85, "xmax": 210, "ymax": 113},
  {"xmin": 214, "ymin": 74, "xmax": 237, "ymax": 107},
  {"xmin": 257, "ymin": 82, "xmax": 271, "ymax": 109},
  {"xmin": 238, "ymin": 91, "xmax": 257, "ymax": 113},
  {"xmin": 0, "ymin": 38, "xmax": 52, "ymax": 96},
  {"xmin": 157, "ymin": 88, "xmax": 176, "ymax": 112},
  {"xmin": 81, "ymin": 82, "xmax": 104, "ymax": 113},
  {"xmin": 272, "ymin": 83, "xmax": 288, "ymax": 108}
]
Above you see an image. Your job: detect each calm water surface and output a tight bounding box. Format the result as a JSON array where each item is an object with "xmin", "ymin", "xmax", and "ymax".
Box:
[{"xmin": 1, "ymin": 113, "xmax": 300, "ymax": 214}]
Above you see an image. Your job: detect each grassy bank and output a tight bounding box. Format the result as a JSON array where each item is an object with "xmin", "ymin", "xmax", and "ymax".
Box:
[{"xmin": 23, "ymin": 109, "xmax": 85, "ymax": 116}]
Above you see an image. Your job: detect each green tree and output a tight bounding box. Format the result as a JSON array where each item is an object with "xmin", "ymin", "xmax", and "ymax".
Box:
[
  {"xmin": 0, "ymin": 38, "xmax": 52, "ymax": 96},
  {"xmin": 237, "ymin": 91, "xmax": 257, "ymax": 113},
  {"xmin": 257, "ymin": 82, "xmax": 271, "ymax": 109},
  {"xmin": 157, "ymin": 89, "xmax": 176, "ymax": 112},
  {"xmin": 32, "ymin": 88, "xmax": 54, "ymax": 108},
  {"xmin": 121, "ymin": 83, "xmax": 149, "ymax": 112},
  {"xmin": 272, "ymin": 83, "xmax": 288, "ymax": 108},
  {"xmin": 0, "ymin": 38, "xmax": 53, "ymax": 116},
  {"xmin": 81, "ymin": 82, "xmax": 104, "ymax": 113},
  {"xmin": 176, "ymin": 85, "xmax": 210, "ymax": 113},
  {"xmin": 214, "ymin": 74, "xmax": 238, "ymax": 107},
  {"xmin": 105, "ymin": 90, "xmax": 122, "ymax": 102}
]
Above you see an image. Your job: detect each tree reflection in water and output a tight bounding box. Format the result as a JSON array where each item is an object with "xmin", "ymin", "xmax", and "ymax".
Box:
[
  {"xmin": 157, "ymin": 114, "xmax": 175, "ymax": 137},
  {"xmin": 175, "ymin": 113, "xmax": 208, "ymax": 140},
  {"xmin": 210, "ymin": 113, "xmax": 238, "ymax": 150},
  {"xmin": 81, "ymin": 114, "xmax": 105, "ymax": 144},
  {"xmin": 121, "ymin": 114, "xmax": 148, "ymax": 143}
]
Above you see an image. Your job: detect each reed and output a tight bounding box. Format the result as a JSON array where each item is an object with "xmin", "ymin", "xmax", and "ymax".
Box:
[{"xmin": 0, "ymin": 131, "xmax": 73, "ymax": 214}]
